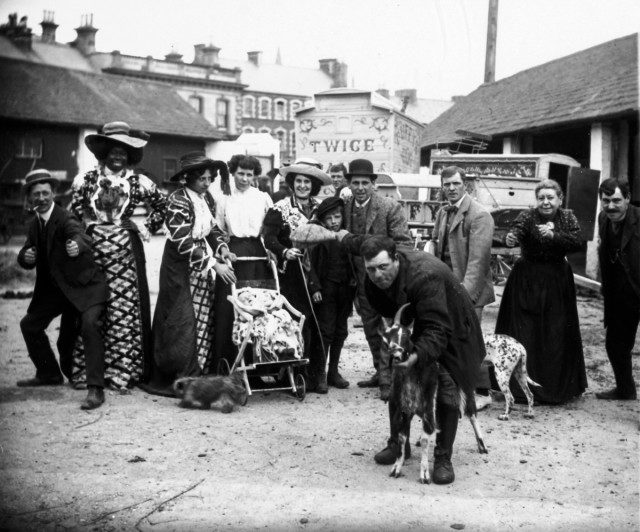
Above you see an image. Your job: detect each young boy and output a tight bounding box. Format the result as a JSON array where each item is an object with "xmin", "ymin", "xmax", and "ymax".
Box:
[{"xmin": 308, "ymin": 197, "xmax": 356, "ymax": 389}]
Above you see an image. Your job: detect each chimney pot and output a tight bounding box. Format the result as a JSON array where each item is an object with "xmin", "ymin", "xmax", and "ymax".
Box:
[
  {"xmin": 39, "ymin": 10, "xmax": 58, "ymax": 43},
  {"xmin": 74, "ymin": 13, "xmax": 98, "ymax": 55},
  {"xmin": 376, "ymin": 88, "xmax": 390, "ymax": 99},
  {"xmin": 247, "ymin": 51, "xmax": 262, "ymax": 66}
]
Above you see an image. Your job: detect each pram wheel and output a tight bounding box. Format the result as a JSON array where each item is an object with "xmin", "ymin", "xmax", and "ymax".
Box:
[
  {"xmin": 294, "ymin": 373, "xmax": 306, "ymax": 401},
  {"xmin": 217, "ymin": 358, "xmax": 231, "ymax": 376}
]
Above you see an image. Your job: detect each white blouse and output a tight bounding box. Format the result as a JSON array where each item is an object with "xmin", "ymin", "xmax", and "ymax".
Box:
[
  {"xmin": 216, "ymin": 186, "xmax": 273, "ymax": 238},
  {"xmin": 184, "ymin": 186, "xmax": 215, "ymax": 241}
]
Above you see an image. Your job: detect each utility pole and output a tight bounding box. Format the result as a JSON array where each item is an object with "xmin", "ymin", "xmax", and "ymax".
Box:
[{"xmin": 484, "ymin": 0, "xmax": 499, "ymax": 83}]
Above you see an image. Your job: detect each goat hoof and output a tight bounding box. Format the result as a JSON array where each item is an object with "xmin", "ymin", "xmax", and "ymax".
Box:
[
  {"xmin": 420, "ymin": 476, "xmax": 431, "ymax": 485},
  {"xmin": 389, "ymin": 468, "xmax": 402, "ymax": 478},
  {"xmin": 498, "ymin": 414, "xmax": 509, "ymax": 421}
]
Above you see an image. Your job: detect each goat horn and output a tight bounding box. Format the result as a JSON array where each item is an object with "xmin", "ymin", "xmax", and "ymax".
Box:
[{"xmin": 393, "ymin": 303, "xmax": 411, "ymax": 325}]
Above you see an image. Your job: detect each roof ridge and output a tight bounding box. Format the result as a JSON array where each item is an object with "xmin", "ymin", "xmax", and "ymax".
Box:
[{"xmin": 485, "ymin": 32, "xmax": 638, "ymax": 87}]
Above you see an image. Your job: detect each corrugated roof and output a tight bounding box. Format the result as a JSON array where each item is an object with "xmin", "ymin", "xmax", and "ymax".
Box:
[
  {"xmin": 0, "ymin": 57, "xmax": 223, "ymax": 139},
  {"xmin": 422, "ymin": 33, "xmax": 638, "ymax": 147},
  {"xmin": 224, "ymin": 58, "xmax": 333, "ymax": 95}
]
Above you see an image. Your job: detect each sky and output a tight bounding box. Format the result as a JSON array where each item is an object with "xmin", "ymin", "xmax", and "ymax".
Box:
[{"xmin": 1, "ymin": 0, "xmax": 639, "ymax": 100}]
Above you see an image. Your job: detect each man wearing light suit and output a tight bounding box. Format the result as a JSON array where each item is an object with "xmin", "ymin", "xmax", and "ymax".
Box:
[
  {"xmin": 338, "ymin": 158, "xmax": 412, "ymax": 400},
  {"xmin": 432, "ymin": 166, "xmax": 495, "ymax": 408}
]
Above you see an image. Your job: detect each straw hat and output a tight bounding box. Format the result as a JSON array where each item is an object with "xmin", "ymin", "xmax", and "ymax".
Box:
[
  {"xmin": 280, "ymin": 164, "xmax": 331, "ymax": 196},
  {"xmin": 84, "ymin": 121, "xmax": 150, "ymax": 165},
  {"xmin": 23, "ymin": 168, "xmax": 58, "ymax": 193}
]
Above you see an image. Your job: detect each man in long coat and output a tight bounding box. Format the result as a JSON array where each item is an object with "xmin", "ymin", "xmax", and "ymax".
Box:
[
  {"xmin": 596, "ymin": 178, "xmax": 639, "ymax": 400},
  {"xmin": 431, "ymin": 165, "xmax": 495, "ymax": 409},
  {"xmin": 341, "ymin": 158, "xmax": 411, "ymax": 399},
  {"xmin": 17, "ymin": 169, "xmax": 108, "ymax": 409},
  {"xmin": 358, "ymin": 235, "xmax": 484, "ymax": 484}
]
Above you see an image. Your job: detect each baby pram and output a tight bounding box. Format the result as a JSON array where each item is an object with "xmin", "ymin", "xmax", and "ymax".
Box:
[{"xmin": 224, "ymin": 256, "xmax": 308, "ymax": 401}]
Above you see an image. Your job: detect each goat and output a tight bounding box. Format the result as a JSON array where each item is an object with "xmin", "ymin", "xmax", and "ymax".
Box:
[
  {"xmin": 483, "ymin": 333, "xmax": 541, "ymax": 420},
  {"xmin": 381, "ymin": 303, "xmax": 488, "ymax": 484}
]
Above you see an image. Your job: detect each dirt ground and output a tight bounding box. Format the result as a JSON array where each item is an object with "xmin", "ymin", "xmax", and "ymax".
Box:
[{"xmin": 0, "ymin": 235, "xmax": 638, "ymax": 531}]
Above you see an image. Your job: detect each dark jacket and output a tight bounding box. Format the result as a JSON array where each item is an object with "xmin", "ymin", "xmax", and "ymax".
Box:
[
  {"xmin": 365, "ymin": 249, "xmax": 484, "ymax": 396},
  {"xmin": 18, "ymin": 204, "xmax": 108, "ymax": 312},
  {"xmin": 598, "ymin": 205, "xmax": 640, "ymax": 322},
  {"xmin": 341, "ymin": 192, "xmax": 411, "ymax": 254},
  {"xmin": 307, "ymin": 237, "xmax": 356, "ymax": 295}
]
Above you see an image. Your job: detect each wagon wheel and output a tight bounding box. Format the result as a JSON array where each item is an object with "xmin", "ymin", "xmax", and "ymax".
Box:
[
  {"xmin": 294, "ymin": 373, "xmax": 306, "ymax": 401},
  {"xmin": 217, "ymin": 358, "xmax": 231, "ymax": 376}
]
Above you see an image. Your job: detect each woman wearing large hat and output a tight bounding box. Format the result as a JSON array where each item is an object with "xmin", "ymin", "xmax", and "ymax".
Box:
[
  {"xmin": 142, "ymin": 152, "xmax": 236, "ymax": 396},
  {"xmin": 262, "ymin": 163, "xmax": 332, "ymax": 393},
  {"xmin": 69, "ymin": 121, "xmax": 167, "ymax": 390}
]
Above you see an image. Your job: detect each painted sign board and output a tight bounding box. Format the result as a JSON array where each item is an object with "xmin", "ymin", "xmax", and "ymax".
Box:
[{"xmin": 295, "ymin": 91, "xmax": 423, "ymax": 174}]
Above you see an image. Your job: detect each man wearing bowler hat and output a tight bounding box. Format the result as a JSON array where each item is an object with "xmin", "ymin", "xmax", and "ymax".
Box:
[
  {"xmin": 338, "ymin": 158, "xmax": 411, "ymax": 400},
  {"xmin": 16, "ymin": 169, "xmax": 108, "ymax": 410}
]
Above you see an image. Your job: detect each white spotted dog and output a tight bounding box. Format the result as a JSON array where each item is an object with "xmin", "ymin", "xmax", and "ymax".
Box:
[
  {"xmin": 382, "ymin": 304, "xmax": 488, "ymax": 484},
  {"xmin": 483, "ymin": 334, "xmax": 541, "ymax": 421}
]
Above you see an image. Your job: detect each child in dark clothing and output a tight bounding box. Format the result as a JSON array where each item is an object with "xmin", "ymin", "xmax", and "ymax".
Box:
[{"xmin": 308, "ymin": 197, "xmax": 356, "ymax": 389}]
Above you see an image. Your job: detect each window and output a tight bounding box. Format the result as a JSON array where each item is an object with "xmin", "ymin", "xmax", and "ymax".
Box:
[
  {"xmin": 290, "ymin": 131, "xmax": 296, "ymax": 154},
  {"xmin": 259, "ymin": 97, "xmax": 271, "ymax": 119},
  {"xmin": 290, "ymin": 100, "xmax": 302, "ymax": 117},
  {"xmin": 259, "ymin": 127, "xmax": 271, "ymax": 134},
  {"xmin": 16, "ymin": 136, "xmax": 43, "ymax": 159},
  {"xmin": 242, "ymin": 126, "xmax": 255, "ymax": 134},
  {"xmin": 163, "ymin": 158, "xmax": 177, "ymax": 181},
  {"xmin": 242, "ymin": 96, "xmax": 255, "ymax": 118},
  {"xmin": 217, "ymin": 99, "xmax": 229, "ymax": 129},
  {"xmin": 274, "ymin": 129, "xmax": 286, "ymax": 151},
  {"xmin": 274, "ymin": 100, "xmax": 286, "ymax": 120},
  {"xmin": 188, "ymin": 95, "xmax": 203, "ymax": 114}
]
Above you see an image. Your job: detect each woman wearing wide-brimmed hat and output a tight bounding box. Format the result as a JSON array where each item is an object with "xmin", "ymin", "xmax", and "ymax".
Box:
[
  {"xmin": 142, "ymin": 152, "xmax": 236, "ymax": 396},
  {"xmin": 262, "ymin": 163, "xmax": 332, "ymax": 393},
  {"xmin": 69, "ymin": 121, "xmax": 167, "ymax": 390}
]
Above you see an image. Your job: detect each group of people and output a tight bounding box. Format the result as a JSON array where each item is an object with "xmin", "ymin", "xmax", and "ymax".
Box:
[{"xmin": 15, "ymin": 120, "xmax": 638, "ymax": 485}]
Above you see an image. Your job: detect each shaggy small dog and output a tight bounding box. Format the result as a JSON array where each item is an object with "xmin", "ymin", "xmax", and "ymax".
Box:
[
  {"xmin": 484, "ymin": 334, "xmax": 541, "ymax": 420},
  {"xmin": 173, "ymin": 373, "xmax": 248, "ymax": 413}
]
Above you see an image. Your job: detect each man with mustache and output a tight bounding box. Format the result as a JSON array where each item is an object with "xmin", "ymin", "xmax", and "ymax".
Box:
[
  {"xmin": 17, "ymin": 169, "xmax": 108, "ymax": 409},
  {"xmin": 339, "ymin": 159, "xmax": 411, "ymax": 401},
  {"xmin": 596, "ymin": 178, "xmax": 639, "ymax": 400}
]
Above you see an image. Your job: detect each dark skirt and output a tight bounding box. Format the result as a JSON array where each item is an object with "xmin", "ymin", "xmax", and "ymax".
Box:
[
  {"xmin": 211, "ymin": 237, "xmax": 272, "ymax": 371},
  {"xmin": 495, "ymin": 258, "xmax": 587, "ymax": 404},
  {"xmin": 279, "ymin": 258, "xmax": 326, "ymax": 376},
  {"xmin": 142, "ymin": 240, "xmax": 214, "ymax": 396}
]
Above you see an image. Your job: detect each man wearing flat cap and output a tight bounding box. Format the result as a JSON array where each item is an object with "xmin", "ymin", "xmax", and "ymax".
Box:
[
  {"xmin": 337, "ymin": 158, "xmax": 411, "ymax": 400},
  {"xmin": 17, "ymin": 169, "xmax": 108, "ymax": 410}
]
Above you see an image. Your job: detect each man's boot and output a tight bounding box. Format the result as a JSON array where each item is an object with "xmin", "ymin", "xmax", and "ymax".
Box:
[
  {"xmin": 327, "ymin": 343, "xmax": 349, "ymax": 388},
  {"xmin": 433, "ymin": 404, "xmax": 458, "ymax": 484},
  {"xmin": 81, "ymin": 386, "xmax": 105, "ymax": 410}
]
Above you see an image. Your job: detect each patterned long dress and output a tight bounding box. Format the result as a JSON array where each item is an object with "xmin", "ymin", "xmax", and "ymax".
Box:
[
  {"xmin": 70, "ymin": 166, "xmax": 166, "ymax": 389},
  {"xmin": 495, "ymin": 208, "xmax": 587, "ymax": 404},
  {"xmin": 144, "ymin": 188, "xmax": 228, "ymax": 395}
]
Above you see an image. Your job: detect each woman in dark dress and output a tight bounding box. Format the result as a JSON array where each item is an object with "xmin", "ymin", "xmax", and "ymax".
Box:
[
  {"xmin": 495, "ymin": 179, "xmax": 587, "ymax": 404},
  {"xmin": 262, "ymin": 163, "xmax": 332, "ymax": 393},
  {"xmin": 143, "ymin": 153, "xmax": 236, "ymax": 396}
]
